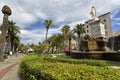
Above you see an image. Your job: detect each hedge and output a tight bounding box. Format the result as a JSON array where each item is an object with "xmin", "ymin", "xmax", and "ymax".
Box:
[
  {"xmin": 44, "ymin": 56, "xmax": 107, "ymax": 67},
  {"xmin": 19, "ymin": 55, "xmax": 120, "ymax": 80}
]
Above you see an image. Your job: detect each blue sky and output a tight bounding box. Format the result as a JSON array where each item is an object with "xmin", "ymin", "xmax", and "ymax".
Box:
[{"xmin": 0, "ymin": 0, "xmax": 120, "ymax": 44}]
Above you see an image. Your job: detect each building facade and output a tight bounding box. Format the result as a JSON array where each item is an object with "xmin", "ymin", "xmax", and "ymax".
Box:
[{"xmin": 112, "ymin": 30, "xmax": 120, "ymax": 51}]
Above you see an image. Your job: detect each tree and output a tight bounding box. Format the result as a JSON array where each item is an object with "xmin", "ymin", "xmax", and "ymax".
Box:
[
  {"xmin": 46, "ymin": 34, "xmax": 64, "ymax": 53},
  {"xmin": 33, "ymin": 42, "xmax": 47, "ymax": 55},
  {"xmin": 73, "ymin": 23, "xmax": 85, "ymax": 51},
  {"xmin": 44, "ymin": 20, "xmax": 53, "ymax": 40},
  {"xmin": 61, "ymin": 25, "xmax": 70, "ymax": 41},
  {"xmin": 0, "ymin": 5, "xmax": 11, "ymax": 61},
  {"xmin": 61, "ymin": 25, "xmax": 70, "ymax": 48},
  {"xmin": 7, "ymin": 21, "xmax": 20, "ymax": 53},
  {"xmin": 68, "ymin": 30, "xmax": 76, "ymax": 52},
  {"xmin": 12, "ymin": 34, "xmax": 20, "ymax": 53},
  {"xmin": 18, "ymin": 43, "xmax": 26, "ymax": 53}
]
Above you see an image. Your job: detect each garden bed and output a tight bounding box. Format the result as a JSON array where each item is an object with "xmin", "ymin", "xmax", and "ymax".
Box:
[{"xmin": 19, "ymin": 54, "xmax": 120, "ymax": 80}]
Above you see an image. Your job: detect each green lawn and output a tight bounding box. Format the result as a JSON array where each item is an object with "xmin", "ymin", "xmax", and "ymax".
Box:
[{"xmin": 105, "ymin": 61, "xmax": 120, "ymax": 66}]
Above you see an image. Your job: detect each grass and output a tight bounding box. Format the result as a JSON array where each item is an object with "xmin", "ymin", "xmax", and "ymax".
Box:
[
  {"xmin": 50, "ymin": 54, "xmax": 120, "ymax": 67},
  {"xmin": 21, "ymin": 53, "xmax": 120, "ymax": 67},
  {"xmin": 105, "ymin": 61, "xmax": 120, "ymax": 66}
]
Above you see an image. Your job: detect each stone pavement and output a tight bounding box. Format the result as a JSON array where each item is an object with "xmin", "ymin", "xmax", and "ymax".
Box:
[{"xmin": 0, "ymin": 53, "xmax": 25, "ymax": 80}]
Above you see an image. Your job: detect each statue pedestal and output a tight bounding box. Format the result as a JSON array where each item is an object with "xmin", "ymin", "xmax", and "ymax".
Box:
[
  {"xmin": 84, "ymin": 20, "xmax": 108, "ymax": 51},
  {"xmin": 90, "ymin": 20, "xmax": 106, "ymax": 38},
  {"xmin": 82, "ymin": 38, "xmax": 108, "ymax": 51},
  {"xmin": 96, "ymin": 37, "xmax": 108, "ymax": 51}
]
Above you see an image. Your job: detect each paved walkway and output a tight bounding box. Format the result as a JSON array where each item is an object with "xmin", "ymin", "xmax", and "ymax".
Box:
[{"xmin": 0, "ymin": 53, "xmax": 25, "ymax": 80}]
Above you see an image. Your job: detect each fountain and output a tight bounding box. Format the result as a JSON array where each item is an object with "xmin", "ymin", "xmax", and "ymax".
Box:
[{"xmin": 66, "ymin": 6, "xmax": 120, "ymax": 62}]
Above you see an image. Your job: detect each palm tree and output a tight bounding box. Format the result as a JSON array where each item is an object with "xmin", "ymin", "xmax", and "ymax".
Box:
[
  {"xmin": 61, "ymin": 25, "xmax": 70, "ymax": 49},
  {"xmin": 68, "ymin": 30, "xmax": 75, "ymax": 52},
  {"xmin": 44, "ymin": 20, "xmax": 53, "ymax": 40},
  {"xmin": 0, "ymin": 5, "xmax": 11, "ymax": 62},
  {"xmin": 13, "ymin": 34, "xmax": 20, "ymax": 53},
  {"xmin": 73, "ymin": 23, "xmax": 85, "ymax": 51},
  {"xmin": 61, "ymin": 25, "xmax": 70, "ymax": 41},
  {"xmin": 7, "ymin": 21, "xmax": 20, "ymax": 53}
]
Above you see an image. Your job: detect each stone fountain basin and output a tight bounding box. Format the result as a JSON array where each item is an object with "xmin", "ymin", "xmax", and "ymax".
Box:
[{"xmin": 66, "ymin": 51, "xmax": 120, "ymax": 62}]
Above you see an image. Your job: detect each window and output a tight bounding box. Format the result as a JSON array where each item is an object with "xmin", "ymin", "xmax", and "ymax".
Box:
[
  {"xmin": 87, "ymin": 26, "xmax": 89, "ymax": 28},
  {"xmin": 103, "ymin": 19, "xmax": 106, "ymax": 22},
  {"xmin": 87, "ymin": 30, "xmax": 89, "ymax": 33}
]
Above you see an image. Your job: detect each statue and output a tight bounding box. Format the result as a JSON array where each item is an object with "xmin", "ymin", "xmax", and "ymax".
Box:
[
  {"xmin": 0, "ymin": 5, "xmax": 11, "ymax": 62},
  {"xmin": 90, "ymin": 6, "xmax": 99, "ymax": 20}
]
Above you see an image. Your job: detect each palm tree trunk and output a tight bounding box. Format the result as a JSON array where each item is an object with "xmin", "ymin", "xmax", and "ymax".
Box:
[
  {"xmin": 13, "ymin": 41, "xmax": 15, "ymax": 54},
  {"xmin": 46, "ymin": 27, "xmax": 49, "ymax": 40},
  {"xmin": 52, "ymin": 46, "xmax": 54, "ymax": 53},
  {"xmin": 47, "ymin": 41, "xmax": 50, "ymax": 53},
  {"xmin": 78, "ymin": 35, "xmax": 81, "ymax": 51},
  {"xmin": 69, "ymin": 38, "xmax": 71, "ymax": 53},
  {"xmin": 8, "ymin": 32, "xmax": 11, "ymax": 54},
  {"xmin": 0, "ymin": 14, "xmax": 8, "ymax": 62},
  {"xmin": 10, "ymin": 36, "xmax": 14, "ymax": 54}
]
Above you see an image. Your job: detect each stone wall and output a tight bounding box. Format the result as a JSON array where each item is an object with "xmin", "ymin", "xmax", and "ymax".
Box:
[{"xmin": 66, "ymin": 51, "xmax": 120, "ymax": 62}]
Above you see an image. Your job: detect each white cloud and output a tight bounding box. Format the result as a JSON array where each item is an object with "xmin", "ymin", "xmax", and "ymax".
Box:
[
  {"xmin": 112, "ymin": 18, "xmax": 120, "ymax": 21},
  {"xmin": 0, "ymin": 0, "xmax": 120, "ymax": 44},
  {"xmin": 20, "ymin": 27, "xmax": 61, "ymax": 44},
  {"xmin": 20, "ymin": 29, "xmax": 46, "ymax": 44},
  {"xmin": 111, "ymin": 9, "xmax": 120, "ymax": 18}
]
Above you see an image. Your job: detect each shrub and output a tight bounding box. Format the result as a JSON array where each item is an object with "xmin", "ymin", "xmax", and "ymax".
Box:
[
  {"xmin": 19, "ymin": 54, "xmax": 120, "ymax": 80},
  {"xmin": 20, "ymin": 54, "xmax": 39, "ymax": 62}
]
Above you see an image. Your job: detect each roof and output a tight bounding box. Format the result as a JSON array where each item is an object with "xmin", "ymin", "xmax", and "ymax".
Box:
[
  {"xmin": 85, "ymin": 12, "xmax": 110, "ymax": 23},
  {"xmin": 98, "ymin": 12, "xmax": 110, "ymax": 18}
]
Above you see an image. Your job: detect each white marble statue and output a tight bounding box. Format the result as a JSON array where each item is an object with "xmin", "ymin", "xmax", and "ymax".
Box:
[{"xmin": 90, "ymin": 6, "xmax": 99, "ymax": 20}]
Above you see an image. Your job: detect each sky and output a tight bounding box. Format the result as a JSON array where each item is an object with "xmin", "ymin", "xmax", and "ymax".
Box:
[{"xmin": 0, "ymin": 0, "xmax": 120, "ymax": 44}]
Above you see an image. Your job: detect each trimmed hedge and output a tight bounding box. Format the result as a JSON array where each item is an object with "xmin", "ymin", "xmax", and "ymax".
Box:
[
  {"xmin": 44, "ymin": 56, "xmax": 107, "ymax": 67},
  {"xmin": 19, "ymin": 55, "xmax": 120, "ymax": 80}
]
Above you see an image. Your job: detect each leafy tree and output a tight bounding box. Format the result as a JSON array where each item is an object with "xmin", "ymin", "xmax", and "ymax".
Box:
[
  {"xmin": 47, "ymin": 34, "xmax": 65, "ymax": 53},
  {"xmin": 73, "ymin": 23, "xmax": 85, "ymax": 51},
  {"xmin": 18, "ymin": 43, "xmax": 27, "ymax": 53},
  {"xmin": 44, "ymin": 20, "xmax": 53, "ymax": 40},
  {"xmin": 29, "ymin": 43, "xmax": 35, "ymax": 49},
  {"xmin": 33, "ymin": 42, "xmax": 47, "ymax": 55}
]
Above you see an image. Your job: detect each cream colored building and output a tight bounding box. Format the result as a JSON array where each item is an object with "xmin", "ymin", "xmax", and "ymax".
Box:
[{"xmin": 71, "ymin": 39, "xmax": 77, "ymax": 49}]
